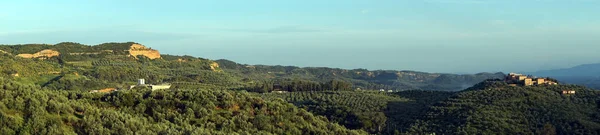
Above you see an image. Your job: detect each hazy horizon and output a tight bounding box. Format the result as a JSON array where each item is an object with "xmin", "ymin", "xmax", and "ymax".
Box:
[{"xmin": 2, "ymin": 0, "xmax": 599, "ymax": 73}]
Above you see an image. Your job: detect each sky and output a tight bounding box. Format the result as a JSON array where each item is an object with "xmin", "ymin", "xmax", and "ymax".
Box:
[{"xmin": 1, "ymin": 0, "xmax": 599, "ymax": 73}]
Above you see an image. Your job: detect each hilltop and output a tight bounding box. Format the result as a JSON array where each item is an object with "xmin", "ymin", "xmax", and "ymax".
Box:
[
  {"xmin": 258, "ymin": 78, "xmax": 600, "ymax": 134},
  {"xmin": 0, "ymin": 42, "xmax": 503, "ymax": 92},
  {"xmin": 407, "ymin": 81, "xmax": 600, "ymax": 134},
  {"xmin": 0, "ymin": 42, "xmax": 161, "ymax": 60},
  {"xmin": 217, "ymin": 59, "xmax": 505, "ymax": 91},
  {"xmin": 0, "ymin": 77, "xmax": 364, "ymax": 134},
  {"xmin": 0, "ymin": 42, "xmax": 227, "ymax": 91}
]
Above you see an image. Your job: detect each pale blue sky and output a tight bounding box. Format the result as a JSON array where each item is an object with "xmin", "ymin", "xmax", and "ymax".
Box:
[{"xmin": 1, "ymin": 0, "xmax": 599, "ymax": 73}]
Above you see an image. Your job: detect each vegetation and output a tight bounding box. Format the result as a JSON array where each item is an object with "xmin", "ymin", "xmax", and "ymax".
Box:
[
  {"xmin": 216, "ymin": 59, "xmax": 505, "ymax": 91},
  {"xmin": 0, "ymin": 42, "xmax": 503, "ymax": 92},
  {"xmin": 0, "ymin": 54, "xmax": 61, "ymax": 78},
  {"xmin": 385, "ymin": 90, "xmax": 456, "ymax": 134},
  {"xmin": 261, "ymin": 90, "xmax": 457, "ymax": 134},
  {"xmin": 2, "ymin": 42, "xmax": 600, "ymax": 135},
  {"xmin": 264, "ymin": 91, "xmax": 406, "ymax": 133},
  {"xmin": 0, "ymin": 43, "xmax": 240, "ymax": 91},
  {"xmin": 0, "ymin": 77, "xmax": 364, "ymax": 134},
  {"xmin": 408, "ymin": 81, "xmax": 600, "ymax": 134},
  {"xmin": 246, "ymin": 79, "xmax": 353, "ymax": 93}
]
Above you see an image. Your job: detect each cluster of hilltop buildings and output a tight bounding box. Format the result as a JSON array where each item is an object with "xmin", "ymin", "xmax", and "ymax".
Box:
[
  {"xmin": 505, "ymin": 73, "xmax": 576, "ymax": 95},
  {"xmin": 505, "ymin": 73, "xmax": 558, "ymax": 86}
]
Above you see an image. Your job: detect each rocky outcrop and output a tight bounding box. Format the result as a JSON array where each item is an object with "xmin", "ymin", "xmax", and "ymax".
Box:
[
  {"xmin": 128, "ymin": 44, "xmax": 161, "ymax": 59},
  {"xmin": 0, "ymin": 50, "xmax": 10, "ymax": 54},
  {"xmin": 177, "ymin": 58, "xmax": 187, "ymax": 62},
  {"xmin": 210, "ymin": 62, "xmax": 222, "ymax": 72},
  {"xmin": 17, "ymin": 49, "xmax": 60, "ymax": 59}
]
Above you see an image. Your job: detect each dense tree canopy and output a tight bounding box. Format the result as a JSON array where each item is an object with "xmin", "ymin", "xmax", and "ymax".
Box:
[
  {"xmin": 1, "ymin": 42, "xmax": 599, "ymax": 135},
  {"xmin": 408, "ymin": 82, "xmax": 600, "ymax": 134},
  {"xmin": 263, "ymin": 91, "xmax": 406, "ymax": 134},
  {"xmin": 0, "ymin": 77, "xmax": 365, "ymax": 134}
]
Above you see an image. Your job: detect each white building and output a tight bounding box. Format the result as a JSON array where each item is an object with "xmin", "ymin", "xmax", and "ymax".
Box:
[
  {"xmin": 138, "ymin": 79, "xmax": 145, "ymax": 85},
  {"xmin": 130, "ymin": 79, "xmax": 171, "ymax": 91}
]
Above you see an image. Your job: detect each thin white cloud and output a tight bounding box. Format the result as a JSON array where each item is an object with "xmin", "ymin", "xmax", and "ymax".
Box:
[{"xmin": 361, "ymin": 9, "xmax": 370, "ymax": 14}]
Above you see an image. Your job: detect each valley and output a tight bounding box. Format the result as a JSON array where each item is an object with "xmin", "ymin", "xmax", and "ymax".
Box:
[{"xmin": 0, "ymin": 42, "xmax": 599, "ymax": 134}]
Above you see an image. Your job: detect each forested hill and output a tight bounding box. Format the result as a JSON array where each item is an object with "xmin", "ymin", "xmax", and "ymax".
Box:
[
  {"xmin": 1, "ymin": 42, "xmax": 138, "ymax": 55},
  {"xmin": 216, "ymin": 59, "xmax": 505, "ymax": 91},
  {"xmin": 2, "ymin": 42, "xmax": 600, "ymax": 134},
  {"xmin": 408, "ymin": 80, "xmax": 600, "ymax": 134},
  {"xmin": 0, "ymin": 42, "xmax": 231, "ymax": 91},
  {"xmin": 258, "ymin": 79, "xmax": 600, "ymax": 134},
  {"xmin": 0, "ymin": 42, "xmax": 504, "ymax": 92},
  {"xmin": 0, "ymin": 77, "xmax": 364, "ymax": 134}
]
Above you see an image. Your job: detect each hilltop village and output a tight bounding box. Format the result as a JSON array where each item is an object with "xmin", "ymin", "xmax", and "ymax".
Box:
[
  {"xmin": 504, "ymin": 73, "xmax": 575, "ymax": 94},
  {"xmin": 505, "ymin": 73, "xmax": 558, "ymax": 86}
]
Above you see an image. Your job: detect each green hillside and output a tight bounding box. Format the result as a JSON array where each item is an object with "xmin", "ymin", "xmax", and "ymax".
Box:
[
  {"xmin": 0, "ymin": 42, "xmax": 134, "ymax": 55},
  {"xmin": 216, "ymin": 59, "xmax": 505, "ymax": 91},
  {"xmin": 0, "ymin": 77, "xmax": 364, "ymax": 134},
  {"xmin": 408, "ymin": 81, "xmax": 600, "ymax": 134},
  {"xmin": 259, "ymin": 79, "xmax": 600, "ymax": 134},
  {"xmin": 0, "ymin": 42, "xmax": 238, "ymax": 91},
  {"xmin": 0, "ymin": 42, "xmax": 505, "ymax": 93},
  {"xmin": 2, "ymin": 42, "xmax": 599, "ymax": 135},
  {"xmin": 261, "ymin": 90, "xmax": 455, "ymax": 134},
  {"xmin": 263, "ymin": 91, "xmax": 406, "ymax": 133}
]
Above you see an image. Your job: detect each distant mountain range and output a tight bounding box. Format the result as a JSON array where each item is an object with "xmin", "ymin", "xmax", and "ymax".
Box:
[
  {"xmin": 216, "ymin": 59, "xmax": 505, "ymax": 91},
  {"xmin": 529, "ymin": 63, "xmax": 600, "ymax": 89},
  {"xmin": 0, "ymin": 42, "xmax": 505, "ymax": 92}
]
